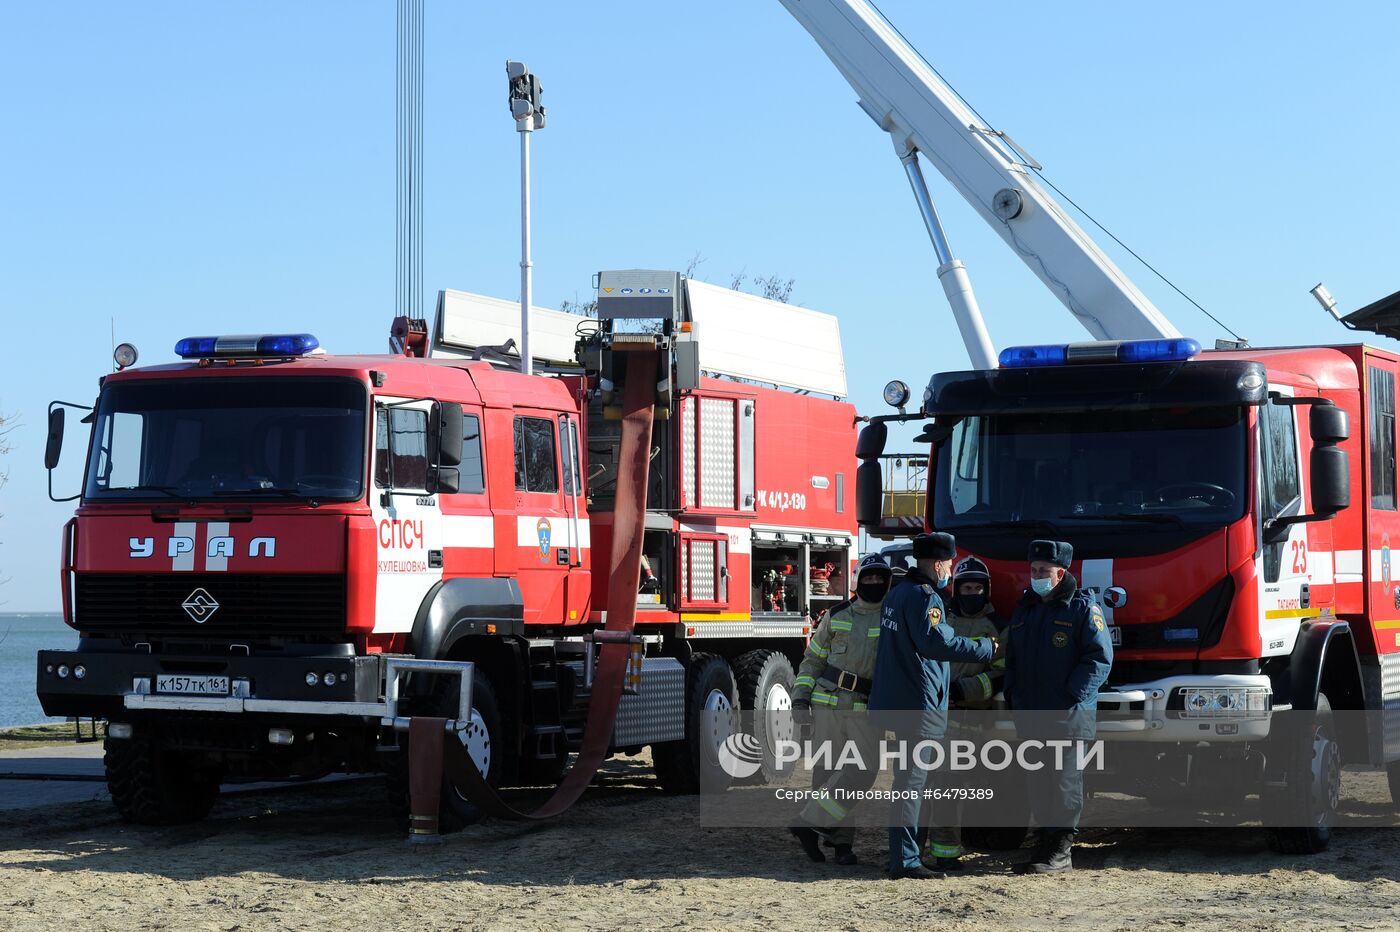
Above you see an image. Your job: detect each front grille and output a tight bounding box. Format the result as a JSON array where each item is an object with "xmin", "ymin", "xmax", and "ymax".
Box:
[{"xmin": 75, "ymin": 573, "xmax": 346, "ymax": 636}]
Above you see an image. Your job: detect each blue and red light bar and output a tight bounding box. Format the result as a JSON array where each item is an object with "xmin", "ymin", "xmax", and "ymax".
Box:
[
  {"xmin": 998, "ymin": 337, "xmax": 1200, "ymax": 369},
  {"xmin": 175, "ymin": 334, "xmax": 320, "ymax": 359}
]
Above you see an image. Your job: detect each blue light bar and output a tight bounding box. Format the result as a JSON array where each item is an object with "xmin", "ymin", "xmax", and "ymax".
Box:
[
  {"xmin": 1162, "ymin": 627, "xmax": 1200, "ymax": 642},
  {"xmin": 998, "ymin": 344, "xmax": 1068, "ymax": 368},
  {"xmin": 175, "ymin": 337, "xmax": 219, "ymax": 358},
  {"xmin": 175, "ymin": 334, "xmax": 320, "ymax": 359},
  {"xmin": 999, "ymin": 337, "xmax": 1201, "ymax": 369},
  {"xmin": 1115, "ymin": 337, "xmax": 1201, "ymax": 364}
]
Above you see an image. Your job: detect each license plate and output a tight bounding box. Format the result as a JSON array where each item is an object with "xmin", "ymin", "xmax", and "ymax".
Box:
[
  {"xmin": 156, "ymin": 674, "xmax": 230, "ymax": 696},
  {"xmin": 1109, "ymin": 626, "xmax": 1122, "ymax": 646}
]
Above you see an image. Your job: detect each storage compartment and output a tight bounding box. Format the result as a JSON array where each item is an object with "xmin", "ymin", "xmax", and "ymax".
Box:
[
  {"xmin": 752, "ymin": 542, "xmax": 804, "ymax": 615},
  {"xmin": 638, "ymin": 528, "xmax": 672, "ymax": 610},
  {"xmin": 808, "ymin": 546, "xmax": 848, "ymax": 601}
]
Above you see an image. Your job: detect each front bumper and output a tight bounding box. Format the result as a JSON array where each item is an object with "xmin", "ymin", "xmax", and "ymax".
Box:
[
  {"xmin": 1092, "ymin": 674, "xmax": 1274, "ymax": 743},
  {"xmin": 37, "ymin": 647, "xmax": 385, "ymax": 720}
]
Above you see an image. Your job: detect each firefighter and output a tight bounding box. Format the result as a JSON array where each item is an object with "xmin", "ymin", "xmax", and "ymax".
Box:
[
  {"xmin": 870, "ymin": 532, "xmax": 995, "ymax": 880},
  {"xmin": 1004, "ymin": 539, "xmax": 1113, "ymax": 874},
  {"xmin": 788, "ymin": 554, "xmax": 892, "ymax": 866},
  {"xmin": 922, "ymin": 554, "xmax": 1004, "ymax": 870}
]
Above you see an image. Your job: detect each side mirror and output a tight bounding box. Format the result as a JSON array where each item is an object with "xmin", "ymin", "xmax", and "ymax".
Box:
[
  {"xmin": 433, "ymin": 402, "xmax": 464, "ymax": 467},
  {"xmin": 45, "ymin": 407, "xmax": 65, "ymax": 470},
  {"xmin": 429, "ymin": 466, "xmax": 461, "ymax": 495},
  {"xmin": 855, "ymin": 421, "xmax": 888, "ymax": 460},
  {"xmin": 1310, "ymin": 405, "xmax": 1349, "ymax": 444},
  {"xmin": 1309, "ymin": 445, "xmax": 1349, "ymax": 515},
  {"xmin": 855, "ymin": 460, "xmax": 883, "ymax": 529}
]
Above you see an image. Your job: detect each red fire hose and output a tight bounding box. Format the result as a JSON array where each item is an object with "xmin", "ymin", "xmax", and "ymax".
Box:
[{"xmin": 409, "ymin": 348, "xmax": 658, "ymax": 826}]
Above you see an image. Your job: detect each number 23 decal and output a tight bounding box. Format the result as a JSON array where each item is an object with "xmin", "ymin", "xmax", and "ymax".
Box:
[{"xmin": 1290, "ymin": 539, "xmax": 1308, "ymax": 574}]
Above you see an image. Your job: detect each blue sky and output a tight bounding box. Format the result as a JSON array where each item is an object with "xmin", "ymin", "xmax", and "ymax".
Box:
[{"xmin": 2, "ymin": 1, "xmax": 1398, "ymax": 610}]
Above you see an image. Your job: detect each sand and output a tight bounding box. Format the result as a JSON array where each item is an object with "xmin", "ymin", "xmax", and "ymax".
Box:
[{"xmin": 1, "ymin": 754, "xmax": 1398, "ymax": 931}]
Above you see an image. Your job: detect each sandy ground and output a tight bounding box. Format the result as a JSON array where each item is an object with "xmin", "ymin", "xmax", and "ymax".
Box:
[{"xmin": 2, "ymin": 754, "xmax": 1399, "ymax": 932}]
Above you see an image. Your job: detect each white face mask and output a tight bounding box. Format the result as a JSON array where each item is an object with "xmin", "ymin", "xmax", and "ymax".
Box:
[{"xmin": 1030, "ymin": 576, "xmax": 1055, "ymax": 596}]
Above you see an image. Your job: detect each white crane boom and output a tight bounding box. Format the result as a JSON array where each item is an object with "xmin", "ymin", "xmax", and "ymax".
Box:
[{"xmin": 778, "ymin": 0, "xmax": 1182, "ymax": 351}]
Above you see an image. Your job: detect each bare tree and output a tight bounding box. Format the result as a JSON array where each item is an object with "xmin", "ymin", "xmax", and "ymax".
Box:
[
  {"xmin": 727, "ymin": 270, "xmax": 794, "ymax": 304},
  {"xmin": 559, "ymin": 293, "xmax": 597, "ymax": 317},
  {"xmin": 752, "ymin": 275, "xmax": 795, "ymax": 304},
  {"xmin": 683, "ymin": 251, "xmax": 706, "ymax": 280}
]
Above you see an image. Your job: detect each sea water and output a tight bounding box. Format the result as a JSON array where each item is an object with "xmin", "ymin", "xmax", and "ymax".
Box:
[{"xmin": 0, "ymin": 614, "xmax": 78, "ymax": 727}]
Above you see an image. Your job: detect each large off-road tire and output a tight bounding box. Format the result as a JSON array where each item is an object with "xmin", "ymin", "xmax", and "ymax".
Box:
[
  {"xmin": 652, "ymin": 653, "xmax": 738, "ymax": 795},
  {"xmin": 1264, "ymin": 695, "xmax": 1340, "ymax": 855},
  {"xmin": 104, "ymin": 727, "xmax": 222, "ymax": 826},
  {"xmin": 386, "ymin": 674, "xmax": 504, "ymax": 832},
  {"xmin": 733, "ymin": 649, "xmax": 796, "ymax": 785}
]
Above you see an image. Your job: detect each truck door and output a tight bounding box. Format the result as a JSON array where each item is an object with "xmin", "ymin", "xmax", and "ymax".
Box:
[
  {"xmin": 513, "ymin": 412, "xmax": 569, "ymax": 624},
  {"xmin": 1258, "ymin": 389, "xmax": 1309, "ymax": 657},
  {"xmin": 1364, "ymin": 361, "xmax": 1400, "ymax": 649},
  {"xmin": 370, "ymin": 399, "xmax": 444, "ymax": 633},
  {"xmin": 558, "ymin": 412, "xmax": 590, "ymax": 624}
]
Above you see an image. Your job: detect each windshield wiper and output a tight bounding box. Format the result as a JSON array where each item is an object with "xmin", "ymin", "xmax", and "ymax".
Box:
[
  {"xmin": 209, "ymin": 486, "xmax": 304, "ymax": 499},
  {"xmin": 1058, "ymin": 513, "xmax": 1186, "ymax": 528},
  {"xmin": 959, "ymin": 519, "xmax": 1060, "ymax": 531},
  {"xmin": 110, "ymin": 484, "xmax": 185, "ymax": 499}
]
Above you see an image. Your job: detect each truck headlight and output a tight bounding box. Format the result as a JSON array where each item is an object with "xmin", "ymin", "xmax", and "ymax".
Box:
[{"xmin": 1175, "ymin": 686, "xmax": 1271, "ymax": 718}]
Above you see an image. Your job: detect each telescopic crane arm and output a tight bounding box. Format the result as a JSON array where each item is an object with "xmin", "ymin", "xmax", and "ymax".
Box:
[{"xmin": 778, "ymin": 0, "xmax": 1182, "ymax": 360}]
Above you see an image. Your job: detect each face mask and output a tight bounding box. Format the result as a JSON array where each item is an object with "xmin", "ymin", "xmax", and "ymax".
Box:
[
  {"xmin": 857, "ymin": 581, "xmax": 889, "ymax": 604},
  {"xmin": 1030, "ymin": 576, "xmax": 1055, "ymax": 596},
  {"xmin": 935, "ymin": 573, "xmax": 951, "ymax": 589},
  {"xmin": 956, "ymin": 593, "xmax": 988, "ymax": 616}
]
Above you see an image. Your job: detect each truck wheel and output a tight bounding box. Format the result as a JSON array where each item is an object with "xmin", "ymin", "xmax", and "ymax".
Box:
[
  {"xmin": 436, "ymin": 673, "xmax": 504, "ymax": 831},
  {"xmin": 732, "ymin": 649, "xmax": 796, "ymax": 784},
  {"xmin": 960, "ymin": 825, "xmax": 1028, "ymax": 852},
  {"xmin": 386, "ymin": 674, "xmax": 503, "ymax": 831},
  {"xmin": 105, "ymin": 727, "xmax": 222, "ymax": 826},
  {"xmin": 1264, "ymin": 695, "xmax": 1340, "ymax": 855},
  {"xmin": 652, "ymin": 653, "xmax": 738, "ymax": 795}
]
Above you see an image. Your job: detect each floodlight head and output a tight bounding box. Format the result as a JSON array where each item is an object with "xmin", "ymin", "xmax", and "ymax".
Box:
[
  {"xmin": 1311, "ymin": 283, "xmax": 1342, "ymax": 321},
  {"xmin": 506, "ymin": 60, "xmax": 528, "ymax": 80}
]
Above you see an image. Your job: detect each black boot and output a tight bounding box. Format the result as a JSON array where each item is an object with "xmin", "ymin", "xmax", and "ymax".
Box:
[
  {"xmin": 833, "ymin": 844, "xmax": 858, "ymax": 865},
  {"xmin": 789, "ymin": 826, "xmax": 826, "ymax": 863},
  {"xmin": 1014, "ymin": 830, "xmax": 1053, "ymax": 874},
  {"xmin": 1024, "ymin": 831, "xmax": 1074, "ymax": 874},
  {"xmin": 934, "ymin": 857, "xmax": 963, "ymax": 871}
]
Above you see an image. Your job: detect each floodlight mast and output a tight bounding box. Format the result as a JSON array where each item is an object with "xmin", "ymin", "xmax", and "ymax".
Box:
[{"xmin": 507, "ymin": 61, "xmax": 546, "ymax": 375}]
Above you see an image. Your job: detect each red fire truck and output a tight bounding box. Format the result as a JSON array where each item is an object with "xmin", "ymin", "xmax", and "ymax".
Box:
[
  {"xmin": 859, "ymin": 326, "xmax": 1400, "ymax": 853},
  {"xmin": 37, "ymin": 270, "xmax": 858, "ymax": 826}
]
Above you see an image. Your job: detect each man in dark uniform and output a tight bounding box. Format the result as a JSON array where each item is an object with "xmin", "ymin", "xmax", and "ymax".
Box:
[
  {"xmin": 1004, "ymin": 539, "xmax": 1113, "ymax": 874},
  {"xmin": 870, "ymin": 532, "xmax": 995, "ymax": 879}
]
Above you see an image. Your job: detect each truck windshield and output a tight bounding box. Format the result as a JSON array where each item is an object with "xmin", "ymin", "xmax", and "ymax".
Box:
[
  {"xmin": 84, "ymin": 378, "xmax": 367, "ymax": 502},
  {"xmin": 932, "ymin": 406, "xmax": 1248, "ymax": 532}
]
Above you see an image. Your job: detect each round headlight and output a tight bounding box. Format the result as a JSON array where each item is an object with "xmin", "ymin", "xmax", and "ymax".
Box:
[
  {"xmin": 73, "ymin": 665, "xmax": 87, "ymax": 680},
  {"xmin": 305, "ymin": 672, "xmax": 320, "ymax": 687},
  {"xmin": 57, "ymin": 665, "xmax": 70, "ymax": 679},
  {"xmin": 113, "ymin": 343, "xmax": 139, "ymax": 370},
  {"xmin": 323, "ymin": 672, "xmax": 338, "ymax": 687},
  {"xmin": 883, "ymin": 380, "xmax": 911, "ymax": 408}
]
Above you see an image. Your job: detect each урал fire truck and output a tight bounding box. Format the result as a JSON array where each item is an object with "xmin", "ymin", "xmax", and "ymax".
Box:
[{"xmin": 37, "ymin": 270, "xmax": 858, "ymax": 827}]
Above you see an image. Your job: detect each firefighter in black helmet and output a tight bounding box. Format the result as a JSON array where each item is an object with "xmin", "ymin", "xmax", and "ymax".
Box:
[{"xmin": 788, "ymin": 553, "xmax": 893, "ymax": 865}]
